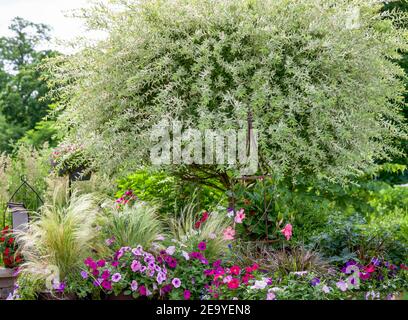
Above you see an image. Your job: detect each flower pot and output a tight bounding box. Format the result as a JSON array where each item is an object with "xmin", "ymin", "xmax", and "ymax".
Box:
[
  {"xmin": 69, "ymin": 166, "xmax": 92, "ymax": 181},
  {"xmin": 0, "ymin": 268, "xmax": 17, "ymax": 300}
]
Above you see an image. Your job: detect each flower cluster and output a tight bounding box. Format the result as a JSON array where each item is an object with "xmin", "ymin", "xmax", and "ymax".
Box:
[
  {"xmin": 203, "ymin": 261, "xmax": 262, "ymax": 299},
  {"xmin": 0, "ymin": 226, "xmax": 22, "ymax": 268},
  {"xmin": 115, "ymin": 190, "xmax": 138, "ymax": 208},
  {"xmin": 194, "ymin": 212, "xmax": 209, "ymax": 229},
  {"xmin": 82, "ymin": 245, "xmax": 172, "ymax": 298}
]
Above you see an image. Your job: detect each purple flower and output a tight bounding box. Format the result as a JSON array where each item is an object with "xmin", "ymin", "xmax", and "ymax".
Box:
[
  {"xmin": 172, "ymin": 278, "xmax": 181, "ymax": 288},
  {"xmin": 111, "ymin": 273, "xmax": 122, "ymax": 283},
  {"xmin": 198, "ymin": 242, "xmax": 207, "ymax": 251},
  {"xmin": 97, "ymin": 260, "xmax": 106, "ymax": 268},
  {"xmin": 213, "ymin": 260, "xmax": 222, "ymax": 268},
  {"xmin": 336, "ymin": 280, "xmax": 348, "ymax": 292},
  {"xmin": 131, "ymin": 280, "xmax": 138, "ymax": 292},
  {"xmin": 131, "ymin": 260, "xmax": 142, "ymax": 272},
  {"xmin": 53, "ymin": 281, "xmax": 66, "ymax": 293},
  {"xmin": 161, "ymin": 284, "xmax": 173, "ymax": 294},
  {"xmin": 310, "ymin": 278, "xmax": 320, "ymax": 287},
  {"xmin": 80, "ymin": 271, "xmax": 88, "ymax": 279},
  {"xmin": 156, "ymin": 272, "xmax": 167, "ymax": 285},
  {"xmin": 371, "ymin": 257, "xmax": 381, "ymax": 267},
  {"xmin": 167, "ymin": 257, "xmax": 177, "ymax": 269}
]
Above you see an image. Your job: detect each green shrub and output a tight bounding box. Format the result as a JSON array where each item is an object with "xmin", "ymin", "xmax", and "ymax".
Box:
[{"xmin": 116, "ymin": 168, "xmax": 225, "ymax": 217}]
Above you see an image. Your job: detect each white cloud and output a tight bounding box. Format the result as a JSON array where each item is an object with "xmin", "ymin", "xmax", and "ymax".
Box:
[{"xmin": 0, "ymin": 0, "xmax": 105, "ymax": 53}]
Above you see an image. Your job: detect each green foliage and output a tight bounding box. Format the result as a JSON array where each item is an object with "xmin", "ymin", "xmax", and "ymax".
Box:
[
  {"xmin": 0, "ymin": 17, "xmax": 58, "ymax": 152},
  {"xmin": 50, "ymin": 0, "xmax": 407, "ymax": 185},
  {"xmin": 310, "ymin": 211, "xmax": 408, "ymax": 265},
  {"xmin": 100, "ymin": 202, "xmax": 164, "ymax": 251},
  {"xmin": 232, "ymin": 177, "xmax": 332, "ymax": 241},
  {"xmin": 19, "ymin": 119, "xmax": 58, "ymax": 149},
  {"xmin": 116, "ymin": 168, "xmax": 225, "ymax": 216},
  {"xmin": 0, "ymin": 143, "xmax": 51, "ymax": 226}
]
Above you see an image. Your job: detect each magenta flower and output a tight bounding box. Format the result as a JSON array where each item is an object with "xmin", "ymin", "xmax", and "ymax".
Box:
[
  {"xmin": 97, "ymin": 260, "xmax": 106, "ymax": 268},
  {"xmin": 139, "ymin": 285, "xmax": 147, "ymax": 296},
  {"xmin": 198, "ymin": 242, "xmax": 207, "ymax": 251},
  {"xmin": 101, "ymin": 280, "xmax": 112, "ymax": 291},
  {"xmin": 111, "ymin": 273, "xmax": 122, "ymax": 283},
  {"xmin": 101, "ymin": 270, "xmax": 110, "ymax": 280},
  {"xmin": 184, "ymin": 290, "xmax": 191, "ymax": 300},
  {"xmin": 172, "ymin": 278, "xmax": 182, "ymax": 288}
]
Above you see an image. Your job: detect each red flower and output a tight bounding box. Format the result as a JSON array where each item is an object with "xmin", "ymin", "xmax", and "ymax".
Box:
[
  {"xmin": 230, "ymin": 265, "xmax": 241, "ymax": 276},
  {"xmin": 200, "ymin": 212, "xmax": 209, "ymax": 223},
  {"xmin": 241, "ymin": 273, "xmax": 254, "ymax": 284},
  {"xmin": 0, "ymin": 237, "xmax": 4, "ymax": 242},
  {"xmin": 245, "ymin": 263, "xmax": 259, "ymax": 273},
  {"xmin": 194, "ymin": 221, "xmax": 201, "ymax": 229},
  {"xmin": 8, "ymin": 237, "xmax": 14, "ymax": 245},
  {"xmin": 227, "ymin": 278, "xmax": 240, "ymax": 290},
  {"xmin": 4, "ymin": 247, "xmax": 10, "ymax": 256},
  {"xmin": 400, "ymin": 264, "xmax": 408, "ymax": 271},
  {"xmin": 364, "ymin": 264, "xmax": 375, "ymax": 273}
]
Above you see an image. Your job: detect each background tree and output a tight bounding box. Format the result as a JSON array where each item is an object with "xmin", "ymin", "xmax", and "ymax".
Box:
[{"xmin": 0, "ymin": 17, "xmax": 57, "ymax": 152}]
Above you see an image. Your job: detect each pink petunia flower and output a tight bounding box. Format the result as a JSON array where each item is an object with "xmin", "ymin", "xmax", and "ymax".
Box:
[
  {"xmin": 223, "ymin": 227, "xmax": 236, "ymax": 241},
  {"xmin": 280, "ymin": 224, "xmax": 293, "ymax": 241},
  {"xmin": 131, "ymin": 280, "xmax": 138, "ymax": 292},
  {"xmin": 166, "ymin": 246, "xmax": 176, "ymax": 256},
  {"xmin": 234, "ymin": 209, "xmax": 246, "ymax": 224},
  {"xmin": 172, "ymin": 278, "xmax": 182, "ymax": 288},
  {"xmin": 111, "ymin": 273, "xmax": 122, "ymax": 283}
]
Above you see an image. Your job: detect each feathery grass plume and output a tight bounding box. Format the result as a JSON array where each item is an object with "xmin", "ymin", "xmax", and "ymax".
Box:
[
  {"xmin": 16, "ymin": 192, "xmax": 101, "ymax": 285},
  {"xmin": 101, "ymin": 202, "xmax": 164, "ymax": 251},
  {"xmin": 168, "ymin": 196, "xmax": 231, "ymax": 259}
]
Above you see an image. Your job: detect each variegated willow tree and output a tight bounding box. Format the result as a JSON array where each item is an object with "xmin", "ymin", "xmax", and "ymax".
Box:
[{"xmin": 47, "ymin": 0, "xmax": 408, "ymax": 191}]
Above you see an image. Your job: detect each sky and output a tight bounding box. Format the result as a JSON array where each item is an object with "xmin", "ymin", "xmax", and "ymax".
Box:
[{"xmin": 0, "ymin": 0, "xmax": 104, "ymax": 53}]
